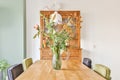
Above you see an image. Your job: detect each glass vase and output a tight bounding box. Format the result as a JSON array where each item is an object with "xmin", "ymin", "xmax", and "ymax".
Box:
[{"xmin": 52, "ymin": 53, "xmax": 62, "ymax": 70}]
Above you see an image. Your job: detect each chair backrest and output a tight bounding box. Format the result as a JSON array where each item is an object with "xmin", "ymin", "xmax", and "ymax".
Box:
[
  {"xmin": 22, "ymin": 58, "xmax": 33, "ymax": 71},
  {"xmin": 83, "ymin": 58, "xmax": 92, "ymax": 68},
  {"xmin": 94, "ymin": 64, "xmax": 111, "ymax": 80},
  {"xmin": 7, "ymin": 64, "xmax": 23, "ymax": 80}
]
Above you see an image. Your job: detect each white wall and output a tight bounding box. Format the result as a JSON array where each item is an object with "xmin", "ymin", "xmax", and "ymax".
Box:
[{"xmin": 26, "ymin": 0, "xmax": 120, "ymax": 79}]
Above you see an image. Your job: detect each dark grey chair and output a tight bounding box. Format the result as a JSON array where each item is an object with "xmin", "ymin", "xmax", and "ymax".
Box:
[
  {"xmin": 7, "ymin": 64, "xmax": 23, "ymax": 80},
  {"xmin": 83, "ymin": 58, "xmax": 92, "ymax": 68}
]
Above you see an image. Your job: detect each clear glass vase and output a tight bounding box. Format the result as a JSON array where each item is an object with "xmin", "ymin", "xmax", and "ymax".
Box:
[{"xmin": 52, "ymin": 53, "xmax": 62, "ymax": 70}]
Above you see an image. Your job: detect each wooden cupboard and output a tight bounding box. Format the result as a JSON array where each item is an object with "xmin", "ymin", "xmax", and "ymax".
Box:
[{"xmin": 40, "ymin": 11, "xmax": 82, "ymax": 61}]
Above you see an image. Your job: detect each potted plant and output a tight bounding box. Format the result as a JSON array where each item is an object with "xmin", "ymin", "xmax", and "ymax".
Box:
[
  {"xmin": 0, "ymin": 59, "xmax": 9, "ymax": 80},
  {"xmin": 34, "ymin": 13, "xmax": 73, "ymax": 70}
]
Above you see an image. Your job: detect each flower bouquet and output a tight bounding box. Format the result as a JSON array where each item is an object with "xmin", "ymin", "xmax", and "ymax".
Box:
[{"xmin": 34, "ymin": 13, "xmax": 73, "ymax": 69}]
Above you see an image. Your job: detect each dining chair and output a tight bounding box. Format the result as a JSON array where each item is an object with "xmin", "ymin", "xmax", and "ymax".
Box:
[
  {"xmin": 22, "ymin": 58, "xmax": 33, "ymax": 71},
  {"xmin": 93, "ymin": 64, "xmax": 111, "ymax": 80},
  {"xmin": 7, "ymin": 64, "xmax": 23, "ymax": 80},
  {"xmin": 83, "ymin": 58, "xmax": 92, "ymax": 68}
]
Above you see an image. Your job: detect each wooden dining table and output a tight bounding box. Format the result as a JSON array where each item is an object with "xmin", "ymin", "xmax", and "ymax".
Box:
[{"xmin": 15, "ymin": 60, "xmax": 106, "ymax": 80}]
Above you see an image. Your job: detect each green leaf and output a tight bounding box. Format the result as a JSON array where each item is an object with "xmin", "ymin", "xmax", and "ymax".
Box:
[{"xmin": 33, "ymin": 33, "xmax": 38, "ymax": 39}]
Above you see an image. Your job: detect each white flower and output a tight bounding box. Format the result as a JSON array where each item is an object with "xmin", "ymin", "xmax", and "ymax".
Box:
[{"xmin": 50, "ymin": 11, "xmax": 62, "ymax": 25}]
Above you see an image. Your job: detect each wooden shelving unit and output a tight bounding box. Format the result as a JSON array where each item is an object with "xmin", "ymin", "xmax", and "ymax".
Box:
[{"xmin": 40, "ymin": 11, "xmax": 82, "ymax": 61}]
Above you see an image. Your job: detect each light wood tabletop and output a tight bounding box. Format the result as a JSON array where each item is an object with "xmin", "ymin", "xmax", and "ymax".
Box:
[{"xmin": 15, "ymin": 60, "xmax": 106, "ymax": 80}]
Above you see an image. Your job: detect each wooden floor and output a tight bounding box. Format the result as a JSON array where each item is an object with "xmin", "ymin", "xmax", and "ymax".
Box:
[{"xmin": 16, "ymin": 60, "xmax": 106, "ymax": 80}]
